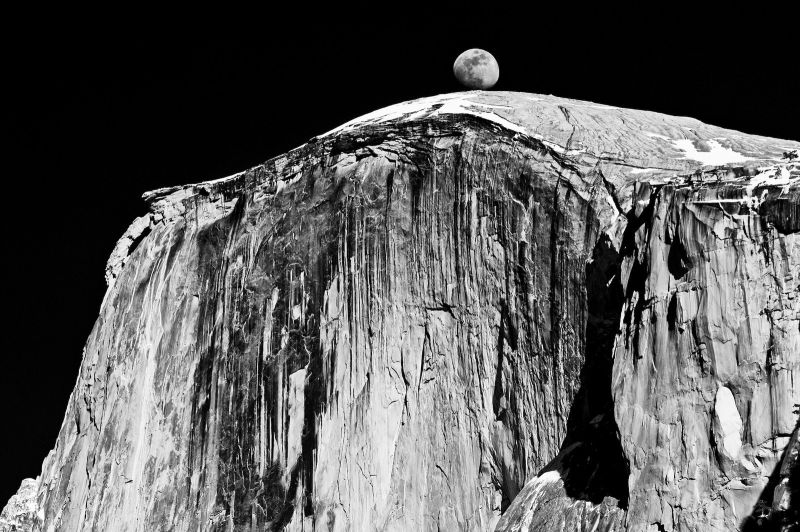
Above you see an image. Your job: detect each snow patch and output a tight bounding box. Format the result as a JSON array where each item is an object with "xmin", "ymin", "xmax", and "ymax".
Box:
[
  {"xmin": 672, "ymin": 138, "xmax": 751, "ymax": 166},
  {"xmin": 745, "ymin": 163, "xmax": 798, "ymax": 196},
  {"xmin": 630, "ymin": 167, "xmax": 667, "ymax": 174},
  {"xmin": 713, "ymin": 386, "xmax": 743, "ymax": 460},
  {"xmin": 322, "ymin": 93, "xmax": 464, "ymax": 137},
  {"xmin": 321, "ymin": 93, "xmax": 533, "ymax": 139},
  {"xmin": 542, "ymin": 140, "xmax": 565, "ymax": 153},
  {"xmin": 645, "ymin": 132, "xmax": 671, "ymax": 141},
  {"xmin": 437, "ymin": 98, "xmax": 530, "ymax": 136}
]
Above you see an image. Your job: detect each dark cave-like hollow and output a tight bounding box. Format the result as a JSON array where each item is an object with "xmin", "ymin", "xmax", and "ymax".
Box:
[
  {"xmin": 741, "ymin": 420, "xmax": 799, "ymax": 531},
  {"xmin": 547, "ymin": 234, "xmax": 631, "ymax": 508}
]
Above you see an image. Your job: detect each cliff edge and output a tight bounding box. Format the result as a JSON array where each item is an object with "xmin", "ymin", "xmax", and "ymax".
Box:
[{"xmin": 3, "ymin": 92, "xmax": 799, "ymax": 531}]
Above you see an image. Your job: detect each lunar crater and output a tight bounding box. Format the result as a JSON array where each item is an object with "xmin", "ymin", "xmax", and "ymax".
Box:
[{"xmin": 453, "ymin": 48, "xmax": 499, "ymax": 90}]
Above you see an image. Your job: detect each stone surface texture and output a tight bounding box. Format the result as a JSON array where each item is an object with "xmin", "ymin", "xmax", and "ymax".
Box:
[
  {"xmin": 3, "ymin": 92, "xmax": 799, "ymax": 531},
  {"xmin": 0, "ymin": 479, "xmax": 39, "ymax": 531}
]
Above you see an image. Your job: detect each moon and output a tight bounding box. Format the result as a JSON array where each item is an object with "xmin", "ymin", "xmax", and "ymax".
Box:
[{"xmin": 453, "ymin": 49, "xmax": 499, "ymax": 90}]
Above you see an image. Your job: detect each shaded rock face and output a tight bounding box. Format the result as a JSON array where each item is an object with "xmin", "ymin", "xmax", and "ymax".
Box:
[
  {"xmin": 3, "ymin": 92, "xmax": 798, "ymax": 532},
  {"xmin": 612, "ymin": 180, "xmax": 800, "ymax": 531},
  {"xmin": 740, "ymin": 420, "xmax": 799, "ymax": 531}
]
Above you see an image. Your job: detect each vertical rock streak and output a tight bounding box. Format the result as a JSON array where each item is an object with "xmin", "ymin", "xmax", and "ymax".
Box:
[
  {"xmin": 613, "ymin": 181, "xmax": 799, "ymax": 531},
  {"xmin": 6, "ymin": 93, "xmax": 798, "ymax": 532}
]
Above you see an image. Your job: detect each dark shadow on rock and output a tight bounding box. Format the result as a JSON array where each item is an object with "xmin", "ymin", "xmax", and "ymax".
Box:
[
  {"xmin": 541, "ymin": 234, "xmax": 630, "ymax": 508},
  {"xmin": 666, "ymin": 230, "xmax": 692, "ymax": 280},
  {"xmin": 741, "ymin": 419, "xmax": 799, "ymax": 531}
]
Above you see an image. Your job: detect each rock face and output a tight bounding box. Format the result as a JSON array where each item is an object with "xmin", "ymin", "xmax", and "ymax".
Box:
[
  {"xmin": 0, "ymin": 478, "xmax": 39, "ymax": 531},
  {"xmin": 3, "ymin": 92, "xmax": 798, "ymax": 532},
  {"xmin": 741, "ymin": 418, "xmax": 799, "ymax": 531}
]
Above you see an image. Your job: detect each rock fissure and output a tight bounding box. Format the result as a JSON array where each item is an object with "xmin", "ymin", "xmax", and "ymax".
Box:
[{"xmin": 4, "ymin": 91, "xmax": 798, "ymax": 532}]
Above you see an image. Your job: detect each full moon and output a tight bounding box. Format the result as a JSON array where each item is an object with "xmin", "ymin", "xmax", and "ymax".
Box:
[{"xmin": 453, "ymin": 48, "xmax": 499, "ymax": 89}]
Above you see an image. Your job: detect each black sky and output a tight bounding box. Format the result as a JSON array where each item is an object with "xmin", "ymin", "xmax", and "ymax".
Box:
[{"xmin": 3, "ymin": 7, "xmax": 798, "ymax": 502}]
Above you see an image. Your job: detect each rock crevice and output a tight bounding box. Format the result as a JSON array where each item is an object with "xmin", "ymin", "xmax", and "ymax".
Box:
[{"xmin": 3, "ymin": 91, "xmax": 798, "ymax": 532}]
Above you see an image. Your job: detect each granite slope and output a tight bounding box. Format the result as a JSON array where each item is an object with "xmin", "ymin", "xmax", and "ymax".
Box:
[{"xmin": 3, "ymin": 91, "xmax": 798, "ymax": 532}]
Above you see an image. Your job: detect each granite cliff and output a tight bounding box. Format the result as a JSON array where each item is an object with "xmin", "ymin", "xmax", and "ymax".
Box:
[{"xmin": 3, "ymin": 92, "xmax": 798, "ymax": 531}]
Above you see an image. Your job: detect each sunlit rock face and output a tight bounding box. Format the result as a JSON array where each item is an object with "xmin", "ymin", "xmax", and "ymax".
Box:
[
  {"xmin": 0, "ymin": 478, "xmax": 39, "ymax": 531},
  {"xmin": 606, "ymin": 178, "xmax": 799, "ymax": 532},
  {"xmin": 3, "ymin": 92, "xmax": 798, "ymax": 532}
]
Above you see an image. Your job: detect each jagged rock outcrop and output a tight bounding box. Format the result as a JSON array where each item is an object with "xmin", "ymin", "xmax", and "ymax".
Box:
[
  {"xmin": 740, "ymin": 420, "xmax": 799, "ymax": 531},
  {"xmin": 3, "ymin": 92, "xmax": 798, "ymax": 531},
  {"xmin": 0, "ymin": 479, "xmax": 39, "ymax": 531}
]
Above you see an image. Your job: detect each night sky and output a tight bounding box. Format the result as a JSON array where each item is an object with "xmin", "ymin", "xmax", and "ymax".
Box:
[{"xmin": 3, "ymin": 7, "xmax": 797, "ymax": 503}]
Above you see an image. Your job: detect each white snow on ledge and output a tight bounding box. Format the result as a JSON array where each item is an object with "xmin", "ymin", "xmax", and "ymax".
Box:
[
  {"xmin": 672, "ymin": 138, "xmax": 751, "ymax": 166},
  {"xmin": 746, "ymin": 163, "xmax": 799, "ymax": 195},
  {"xmin": 320, "ymin": 93, "xmax": 598, "ymax": 157},
  {"xmin": 322, "ymin": 93, "xmax": 532, "ymax": 139},
  {"xmin": 645, "ymin": 132, "xmax": 671, "ymax": 141}
]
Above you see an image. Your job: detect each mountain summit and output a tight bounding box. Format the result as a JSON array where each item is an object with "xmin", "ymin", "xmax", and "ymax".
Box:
[{"xmin": 3, "ymin": 92, "xmax": 798, "ymax": 531}]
